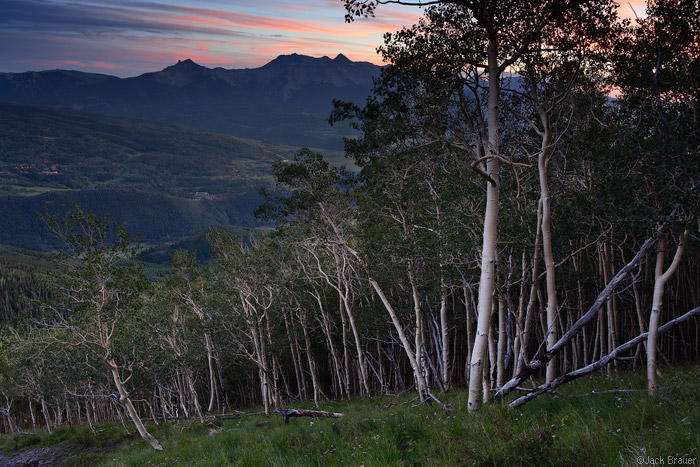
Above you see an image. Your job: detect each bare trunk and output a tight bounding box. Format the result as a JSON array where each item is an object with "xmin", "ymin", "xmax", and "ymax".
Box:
[
  {"xmin": 648, "ymin": 231, "xmax": 688, "ymax": 394},
  {"xmin": 511, "ymin": 305, "xmax": 700, "ymax": 408},
  {"xmin": 517, "ymin": 201, "xmax": 542, "ymax": 375},
  {"xmin": 29, "ymin": 400, "xmax": 36, "ymax": 430},
  {"xmin": 440, "ymin": 287, "xmax": 450, "ymax": 389},
  {"xmin": 341, "ymin": 289, "xmax": 371, "ymax": 397},
  {"xmin": 408, "ymin": 263, "xmax": 428, "ymax": 396},
  {"xmin": 497, "ymin": 293, "xmax": 507, "ymax": 388},
  {"xmin": 369, "ymin": 278, "xmax": 430, "ymax": 402},
  {"xmin": 298, "ymin": 306, "xmax": 320, "ymax": 407},
  {"xmin": 497, "ymin": 233, "xmax": 661, "ymax": 399},
  {"xmin": 40, "ymin": 398, "xmax": 52, "ymax": 434},
  {"xmin": 339, "ymin": 295, "xmax": 352, "ymax": 399},
  {"xmin": 312, "ymin": 291, "xmax": 344, "ymax": 399},
  {"xmin": 538, "ymin": 121, "xmax": 558, "ymax": 383},
  {"xmin": 468, "ymin": 37, "xmax": 501, "ymax": 411},
  {"xmin": 185, "ymin": 371, "xmax": 204, "ymax": 423},
  {"xmin": 205, "ymin": 333, "xmax": 217, "ymax": 412},
  {"xmin": 108, "ymin": 361, "xmax": 163, "ymax": 450}
]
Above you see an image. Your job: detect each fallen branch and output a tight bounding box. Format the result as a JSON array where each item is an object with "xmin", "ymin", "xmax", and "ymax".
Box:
[
  {"xmin": 508, "ymin": 305, "xmax": 700, "ymax": 408},
  {"xmin": 378, "ymin": 396, "xmax": 420, "ymax": 410},
  {"xmin": 0, "ymin": 408, "xmax": 29, "ymax": 435},
  {"xmin": 497, "ymin": 234, "xmax": 661, "ymax": 399},
  {"xmin": 274, "ymin": 408, "xmax": 344, "ymax": 424}
]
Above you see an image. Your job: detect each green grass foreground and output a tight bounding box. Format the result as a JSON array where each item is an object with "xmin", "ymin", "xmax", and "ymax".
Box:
[{"xmin": 2, "ymin": 365, "xmax": 699, "ymax": 466}]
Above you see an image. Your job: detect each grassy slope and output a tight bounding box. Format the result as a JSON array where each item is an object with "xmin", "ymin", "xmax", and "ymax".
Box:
[{"xmin": 1, "ymin": 365, "xmax": 698, "ymax": 466}]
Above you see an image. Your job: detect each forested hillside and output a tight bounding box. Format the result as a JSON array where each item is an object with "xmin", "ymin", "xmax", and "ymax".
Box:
[
  {"xmin": 0, "ymin": 0, "xmax": 698, "ymax": 460},
  {"xmin": 0, "ymin": 103, "xmax": 331, "ymax": 249}
]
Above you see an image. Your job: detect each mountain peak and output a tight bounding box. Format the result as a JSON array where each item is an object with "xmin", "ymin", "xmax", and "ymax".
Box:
[
  {"xmin": 334, "ymin": 53, "xmax": 351, "ymax": 63},
  {"xmin": 166, "ymin": 58, "xmax": 202, "ymax": 70},
  {"xmin": 151, "ymin": 59, "xmax": 235, "ymax": 87}
]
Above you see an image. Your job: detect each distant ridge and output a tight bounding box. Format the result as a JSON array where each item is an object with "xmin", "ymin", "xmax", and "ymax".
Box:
[{"xmin": 0, "ymin": 54, "xmax": 382, "ymax": 149}]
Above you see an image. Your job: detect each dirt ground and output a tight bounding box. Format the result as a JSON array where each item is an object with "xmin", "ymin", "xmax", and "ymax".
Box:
[{"xmin": 0, "ymin": 446, "xmax": 76, "ymax": 466}]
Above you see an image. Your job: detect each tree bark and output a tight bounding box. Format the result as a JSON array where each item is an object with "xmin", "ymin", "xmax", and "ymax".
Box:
[
  {"xmin": 648, "ymin": 230, "xmax": 688, "ymax": 394},
  {"xmin": 468, "ymin": 35, "xmax": 501, "ymax": 412},
  {"xmin": 108, "ymin": 360, "xmax": 163, "ymax": 450}
]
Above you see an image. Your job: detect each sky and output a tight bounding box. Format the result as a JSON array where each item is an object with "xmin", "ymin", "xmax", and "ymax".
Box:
[{"xmin": 0, "ymin": 0, "xmax": 647, "ymax": 77}]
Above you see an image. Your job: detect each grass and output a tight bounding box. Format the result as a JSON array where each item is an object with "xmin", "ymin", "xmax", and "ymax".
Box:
[{"xmin": 2, "ymin": 364, "xmax": 698, "ymax": 466}]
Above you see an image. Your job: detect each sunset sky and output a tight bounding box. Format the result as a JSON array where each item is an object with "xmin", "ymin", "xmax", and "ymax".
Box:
[{"xmin": 0, "ymin": 0, "xmax": 647, "ymax": 77}]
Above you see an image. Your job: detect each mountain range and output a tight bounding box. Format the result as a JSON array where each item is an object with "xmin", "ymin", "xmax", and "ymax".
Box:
[{"xmin": 0, "ymin": 54, "xmax": 382, "ymax": 150}]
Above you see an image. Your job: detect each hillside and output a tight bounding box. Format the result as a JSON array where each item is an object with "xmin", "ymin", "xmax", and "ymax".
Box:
[
  {"xmin": 0, "ymin": 366, "xmax": 698, "ymax": 466},
  {"xmin": 0, "ymin": 54, "xmax": 381, "ymax": 149},
  {"xmin": 0, "ymin": 103, "xmax": 333, "ymax": 249}
]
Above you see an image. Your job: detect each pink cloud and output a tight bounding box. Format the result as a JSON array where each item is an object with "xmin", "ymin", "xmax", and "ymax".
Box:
[{"xmin": 51, "ymin": 59, "xmax": 120, "ymax": 70}]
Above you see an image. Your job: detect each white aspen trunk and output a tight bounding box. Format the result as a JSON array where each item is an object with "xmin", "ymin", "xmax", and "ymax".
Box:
[
  {"xmin": 573, "ymin": 243, "xmax": 589, "ymax": 366},
  {"xmin": 497, "ymin": 293, "xmax": 507, "ymax": 388},
  {"xmin": 340, "ymin": 288, "xmax": 371, "ymax": 397},
  {"xmin": 40, "ymin": 398, "xmax": 52, "ymax": 434},
  {"xmin": 265, "ymin": 314, "xmax": 281, "ymax": 409},
  {"xmin": 601, "ymin": 240, "xmax": 616, "ymax": 377},
  {"xmin": 517, "ymin": 201, "xmax": 542, "ymax": 375},
  {"xmin": 537, "ymin": 121, "xmax": 558, "ymax": 384},
  {"xmin": 185, "ymin": 371, "xmax": 204, "ymax": 423},
  {"xmin": 85, "ymin": 401, "xmax": 96, "ymax": 434},
  {"xmin": 314, "ymin": 293, "xmax": 344, "ymax": 399},
  {"xmin": 408, "ymin": 263, "xmax": 428, "ymax": 395},
  {"xmin": 648, "ymin": 231, "xmax": 688, "ymax": 394},
  {"xmin": 339, "ymin": 295, "xmax": 352, "ymax": 399},
  {"xmin": 369, "ymin": 278, "xmax": 430, "ymax": 402},
  {"xmin": 298, "ymin": 306, "xmax": 320, "ymax": 407},
  {"xmin": 512, "ymin": 253, "xmax": 525, "ymax": 378},
  {"xmin": 632, "ymin": 270, "xmax": 647, "ymax": 369},
  {"xmin": 488, "ymin": 298, "xmax": 497, "ymax": 392},
  {"xmin": 175, "ymin": 371, "xmax": 189, "ymax": 419},
  {"xmin": 284, "ymin": 312, "xmax": 305, "ymax": 399},
  {"xmin": 204, "ymin": 333, "xmax": 217, "ymax": 413},
  {"xmin": 440, "ymin": 286, "xmax": 450, "ymax": 389},
  {"xmin": 464, "ymin": 286, "xmax": 474, "ymax": 384},
  {"xmin": 108, "ymin": 361, "xmax": 163, "ymax": 450},
  {"xmin": 29, "ymin": 400, "xmax": 36, "ymax": 430},
  {"xmin": 467, "ymin": 36, "xmax": 501, "ymax": 412}
]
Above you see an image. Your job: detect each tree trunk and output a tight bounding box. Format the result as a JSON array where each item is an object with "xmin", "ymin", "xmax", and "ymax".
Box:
[
  {"xmin": 440, "ymin": 286, "xmax": 450, "ymax": 389},
  {"xmin": 204, "ymin": 333, "xmax": 217, "ymax": 412},
  {"xmin": 108, "ymin": 361, "xmax": 163, "ymax": 450},
  {"xmin": 298, "ymin": 305, "xmax": 321, "ymax": 407},
  {"xmin": 369, "ymin": 279, "xmax": 430, "ymax": 402},
  {"xmin": 40, "ymin": 398, "xmax": 52, "ymax": 434},
  {"xmin": 468, "ymin": 36, "xmax": 501, "ymax": 412},
  {"xmin": 648, "ymin": 231, "xmax": 688, "ymax": 394},
  {"xmin": 497, "ymin": 293, "xmax": 507, "ymax": 388},
  {"xmin": 537, "ymin": 119, "xmax": 558, "ymax": 383},
  {"xmin": 497, "ymin": 233, "xmax": 661, "ymax": 399},
  {"xmin": 511, "ymin": 304, "xmax": 700, "ymax": 408}
]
